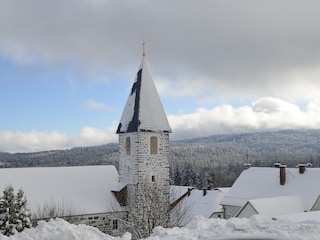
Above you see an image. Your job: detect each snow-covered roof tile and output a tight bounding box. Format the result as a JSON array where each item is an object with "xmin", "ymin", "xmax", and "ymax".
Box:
[
  {"xmin": 276, "ymin": 210, "xmax": 320, "ymax": 224},
  {"xmin": 221, "ymin": 167, "xmax": 320, "ymax": 211},
  {"xmin": 0, "ymin": 165, "xmax": 122, "ymax": 216},
  {"xmin": 171, "ymin": 186, "xmax": 229, "ymax": 219},
  {"xmin": 116, "ymin": 58, "xmax": 171, "ymax": 133}
]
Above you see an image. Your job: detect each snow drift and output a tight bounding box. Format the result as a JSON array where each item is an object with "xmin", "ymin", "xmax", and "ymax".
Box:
[{"xmin": 2, "ymin": 215, "xmax": 320, "ymax": 240}]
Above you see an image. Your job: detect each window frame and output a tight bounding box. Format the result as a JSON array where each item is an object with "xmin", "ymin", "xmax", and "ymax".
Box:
[
  {"xmin": 125, "ymin": 137, "xmax": 131, "ymax": 155},
  {"xmin": 150, "ymin": 136, "xmax": 158, "ymax": 155}
]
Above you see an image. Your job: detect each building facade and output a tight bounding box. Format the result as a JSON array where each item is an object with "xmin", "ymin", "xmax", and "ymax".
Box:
[
  {"xmin": 221, "ymin": 166, "xmax": 320, "ymax": 219},
  {"xmin": 116, "ymin": 56, "xmax": 172, "ymax": 238}
]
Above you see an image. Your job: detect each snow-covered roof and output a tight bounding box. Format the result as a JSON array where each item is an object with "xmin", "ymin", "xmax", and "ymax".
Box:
[
  {"xmin": 171, "ymin": 186, "xmax": 229, "ymax": 219},
  {"xmin": 221, "ymin": 167, "xmax": 320, "ymax": 211},
  {"xmin": 0, "ymin": 165, "xmax": 122, "ymax": 216},
  {"xmin": 237, "ymin": 195, "xmax": 304, "ymax": 218},
  {"xmin": 116, "ymin": 58, "xmax": 171, "ymax": 133},
  {"xmin": 276, "ymin": 210, "xmax": 320, "ymax": 224}
]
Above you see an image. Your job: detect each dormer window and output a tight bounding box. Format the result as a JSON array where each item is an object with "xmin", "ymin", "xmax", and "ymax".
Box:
[
  {"xmin": 150, "ymin": 136, "xmax": 158, "ymax": 154},
  {"xmin": 125, "ymin": 137, "xmax": 131, "ymax": 155}
]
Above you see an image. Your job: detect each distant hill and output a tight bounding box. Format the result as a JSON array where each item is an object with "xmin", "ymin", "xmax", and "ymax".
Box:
[
  {"xmin": 1, "ymin": 129, "xmax": 320, "ymax": 187},
  {"xmin": 174, "ymin": 129, "xmax": 320, "ymax": 167},
  {"xmin": 0, "ymin": 144, "xmax": 119, "ymax": 168}
]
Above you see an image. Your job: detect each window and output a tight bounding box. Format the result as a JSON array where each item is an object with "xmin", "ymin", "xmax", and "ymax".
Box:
[
  {"xmin": 150, "ymin": 136, "xmax": 158, "ymax": 154},
  {"xmin": 112, "ymin": 219, "xmax": 118, "ymax": 230},
  {"xmin": 125, "ymin": 137, "xmax": 130, "ymax": 155},
  {"xmin": 152, "ymin": 175, "xmax": 155, "ymax": 182}
]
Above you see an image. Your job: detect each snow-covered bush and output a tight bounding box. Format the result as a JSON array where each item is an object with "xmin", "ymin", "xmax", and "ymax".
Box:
[{"xmin": 0, "ymin": 186, "xmax": 31, "ymax": 236}]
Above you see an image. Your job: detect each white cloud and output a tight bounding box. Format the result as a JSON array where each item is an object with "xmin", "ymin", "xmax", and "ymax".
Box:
[
  {"xmin": 75, "ymin": 125, "xmax": 117, "ymax": 147},
  {"xmin": 252, "ymin": 97, "xmax": 300, "ymax": 114},
  {"xmin": 0, "ymin": 131, "xmax": 72, "ymax": 153},
  {"xmin": 0, "ymin": 125, "xmax": 118, "ymax": 153},
  {"xmin": 1, "ymin": 98, "xmax": 320, "ymax": 153},
  {"xmin": 84, "ymin": 99, "xmax": 111, "ymax": 111},
  {"xmin": 168, "ymin": 97, "xmax": 320, "ymax": 141},
  {"xmin": 155, "ymin": 76, "xmax": 208, "ymax": 98}
]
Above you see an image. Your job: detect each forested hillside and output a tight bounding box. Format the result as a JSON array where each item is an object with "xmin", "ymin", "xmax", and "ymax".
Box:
[
  {"xmin": 170, "ymin": 129, "xmax": 320, "ymax": 187},
  {"xmin": 0, "ymin": 143, "xmax": 119, "ymax": 168},
  {"xmin": 1, "ymin": 129, "xmax": 320, "ymax": 187}
]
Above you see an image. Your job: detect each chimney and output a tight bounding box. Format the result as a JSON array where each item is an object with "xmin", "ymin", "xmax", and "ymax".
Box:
[
  {"xmin": 187, "ymin": 188, "xmax": 192, "ymax": 196},
  {"xmin": 244, "ymin": 163, "xmax": 252, "ymax": 169},
  {"xmin": 298, "ymin": 164, "xmax": 306, "ymax": 174},
  {"xmin": 274, "ymin": 162, "xmax": 281, "ymax": 168},
  {"xmin": 203, "ymin": 188, "xmax": 207, "ymax": 196},
  {"xmin": 279, "ymin": 165, "xmax": 286, "ymax": 185}
]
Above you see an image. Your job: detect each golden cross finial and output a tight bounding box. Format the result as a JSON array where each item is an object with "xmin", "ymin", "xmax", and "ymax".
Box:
[{"xmin": 142, "ymin": 40, "xmax": 146, "ymax": 58}]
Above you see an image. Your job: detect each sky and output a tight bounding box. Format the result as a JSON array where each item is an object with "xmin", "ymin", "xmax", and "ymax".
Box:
[{"xmin": 1, "ymin": 0, "xmax": 320, "ymax": 153}]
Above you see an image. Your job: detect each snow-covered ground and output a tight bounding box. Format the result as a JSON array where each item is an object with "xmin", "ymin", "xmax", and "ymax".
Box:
[{"xmin": 2, "ymin": 215, "xmax": 320, "ymax": 240}]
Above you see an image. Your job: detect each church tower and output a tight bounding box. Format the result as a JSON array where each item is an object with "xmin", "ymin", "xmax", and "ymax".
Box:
[{"xmin": 116, "ymin": 46, "xmax": 171, "ymax": 238}]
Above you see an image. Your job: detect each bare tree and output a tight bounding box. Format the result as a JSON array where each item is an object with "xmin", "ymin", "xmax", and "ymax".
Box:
[
  {"xmin": 109, "ymin": 182, "xmax": 192, "ymax": 239},
  {"xmin": 31, "ymin": 198, "xmax": 83, "ymax": 221}
]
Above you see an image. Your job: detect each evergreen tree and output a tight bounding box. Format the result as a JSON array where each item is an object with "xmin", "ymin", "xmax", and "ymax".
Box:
[
  {"xmin": 173, "ymin": 168, "xmax": 182, "ymax": 185},
  {"xmin": 0, "ymin": 186, "xmax": 31, "ymax": 236},
  {"xmin": 181, "ymin": 168, "xmax": 190, "ymax": 186},
  {"xmin": 181, "ymin": 168, "xmax": 197, "ymax": 187},
  {"xmin": 15, "ymin": 189, "xmax": 32, "ymax": 232},
  {"xmin": 0, "ymin": 185, "xmax": 17, "ymax": 236},
  {"xmin": 207, "ymin": 170, "xmax": 216, "ymax": 189}
]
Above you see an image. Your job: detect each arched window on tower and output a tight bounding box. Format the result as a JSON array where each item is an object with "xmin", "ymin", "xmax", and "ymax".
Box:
[
  {"xmin": 125, "ymin": 137, "xmax": 131, "ymax": 155},
  {"xmin": 150, "ymin": 136, "xmax": 158, "ymax": 155}
]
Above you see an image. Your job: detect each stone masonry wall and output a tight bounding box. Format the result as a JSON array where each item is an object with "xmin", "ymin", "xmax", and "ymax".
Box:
[
  {"xmin": 34, "ymin": 211, "xmax": 128, "ymax": 237},
  {"xmin": 118, "ymin": 132, "xmax": 170, "ymax": 238}
]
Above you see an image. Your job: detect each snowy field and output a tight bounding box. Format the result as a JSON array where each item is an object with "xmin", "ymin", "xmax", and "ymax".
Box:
[{"xmin": 2, "ymin": 215, "xmax": 320, "ymax": 240}]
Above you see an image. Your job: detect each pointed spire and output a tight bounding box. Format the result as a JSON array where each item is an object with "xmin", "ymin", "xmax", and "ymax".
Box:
[{"xmin": 116, "ymin": 57, "xmax": 171, "ymax": 134}]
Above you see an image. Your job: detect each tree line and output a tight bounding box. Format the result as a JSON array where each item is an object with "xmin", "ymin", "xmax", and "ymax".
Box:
[{"xmin": 1, "ymin": 129, "xmax": 320, "ymax": 187}]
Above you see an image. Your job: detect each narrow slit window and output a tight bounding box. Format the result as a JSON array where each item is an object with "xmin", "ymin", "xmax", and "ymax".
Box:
[
  {"xmin": 125, "ymin": 137, "xmax": 131, "ymax": 155},
  {"xmin": 150, "ymin": 136, "xmax": 158, "ymax": 154},
  {"xmin": 112, "ymin": 219, "xmax": 118, "ymax": 230}
]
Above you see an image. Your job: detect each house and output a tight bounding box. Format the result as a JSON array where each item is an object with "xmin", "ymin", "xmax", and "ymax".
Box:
[
  {"xmin": 170, "ymin": 186, "xmax": 229, "ymax": 226},
  {"xmin": 0, "ymin": 165, "xmax": 228, "ymax": 236},
  {"xmin": 221, "ymin": 165, "xmax": 320, "ymax": 219},
  {"xmin": 0, "ymin": 165, "xmax": 127, "ymax": 235},
  {"xmin": 236, "ymin": 195, "xmax": 304, "ymax": 218}
]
